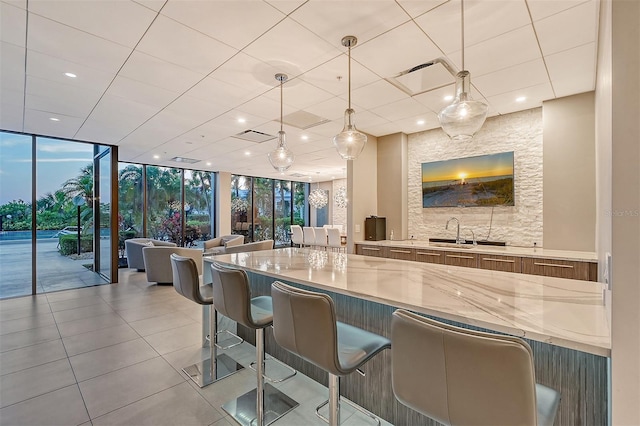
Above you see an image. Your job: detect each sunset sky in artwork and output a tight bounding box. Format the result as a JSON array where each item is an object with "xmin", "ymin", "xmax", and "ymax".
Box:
[{"xmin": 422, "ymin": 152, "xmax": 514, "ymax": 183}]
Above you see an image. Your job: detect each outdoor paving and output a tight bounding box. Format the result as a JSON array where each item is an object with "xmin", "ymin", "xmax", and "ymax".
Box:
[{"xmin": 0, "ymin": 239, "xmax": 108, "ymax": 299}]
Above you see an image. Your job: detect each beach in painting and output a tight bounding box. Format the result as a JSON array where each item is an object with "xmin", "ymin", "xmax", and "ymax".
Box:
[{"xmin": 422, "ymin": 152, "xmax": 514, "ymax": 208}]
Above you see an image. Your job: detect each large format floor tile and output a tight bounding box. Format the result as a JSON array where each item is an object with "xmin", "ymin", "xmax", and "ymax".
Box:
[
  {"xmin": 0, "ymin": 385, "xmax": 89, "ymax": 426},
  {"xmin": 0, "ymin": 339, "xmax": 67, "ymax": 376},
  {"xmin": 128, "ymin": 311, "xmax": 196, "ymax": 336},
  {"xmin": 62, "ymin": 323, "xmax": 139, "ymax": 356},
  {"xmin": 143, "ymin": 323, "xmax": 202, "ymax": 355},
  {"xmin": 0, "ymin": 324, "xmax": 60, "ymax": 353},
  {"xmin": 57, "ymin": 312, "xmax": 127, "ymax": 337},
  {"xmin": 0, "ymin": 312, "xmax": 55, "ymax": 335}
]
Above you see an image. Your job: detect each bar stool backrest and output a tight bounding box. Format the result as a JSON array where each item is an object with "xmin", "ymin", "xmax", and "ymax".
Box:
[
  {"xmin": 290, "ymin": 225, "xmax": 304, "ymax": 245},
  {"xmin": 209, "ymin": 263, "xmax": 256, "ymax": 329},
  {"xmin": 326, "ymin": 228, "xmax": 342, "ymax": 249},
  {"xmin": 170, "ymin": 254, "xmax": 209, "ymax": 305},
  {"xmin": 313, "ymin": 227, "xmax": 327, "ymax": 247},
  {"xmin": 303, "ymin": 227, "xmax": 315, "ymax": 246},
  {"xmin": 391, "ymin": 309, "xmax": 538, "ymax": 426},
  {"xmin": 271, "ymin": 281, "xmax": 343, "ymax": 376}
]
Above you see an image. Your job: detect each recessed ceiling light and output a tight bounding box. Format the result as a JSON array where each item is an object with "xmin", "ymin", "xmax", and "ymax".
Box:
[
  {"xmin": 301, "ymin": 135, "xmax": 308, "ymax": 140},
  {"xmin": 49, "ymin": 117, "xmax": 60, "ymax": 121},
  {"xmin": 237, "ymin": 118, "xmax": 246, "ymax": 124},
  {"xmin": 417, "ymin": 120, "xmax": 425, "ymax": 125},
  {"xmin": 153, "ymin": 154, "xmax": 160, "ymax": 159},
  {"xmin": 206, "ymin": 162, "xmax": 212, "ymax": 166},
  {"xmin": 244, "ymin": 151, "xmax": 251, "ymax": 156},
  {"xmin": 516, "ymin": 96, "xmax": 527, "ymax": 102},
  {"xmin": 64, "ymin": 72, "xmax": 77, "ymax": 78},
  {"xmin": 331, "ymin": 176, "xmax": 335, "ymax": 179},
  {"xmin": 444, "ymin": 95, "xmax": 454, "ymax": 101}
]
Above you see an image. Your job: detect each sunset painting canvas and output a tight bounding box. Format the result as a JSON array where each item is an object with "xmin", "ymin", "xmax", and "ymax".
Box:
[{"xmin": 422, "ymin": 152, "xmax": 514, "ymax": 208}]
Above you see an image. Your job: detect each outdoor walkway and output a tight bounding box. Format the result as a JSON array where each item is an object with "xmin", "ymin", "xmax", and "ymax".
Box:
[{"xmin": 0, "ymin": 239, "xmax": 107, "ymax": 299}]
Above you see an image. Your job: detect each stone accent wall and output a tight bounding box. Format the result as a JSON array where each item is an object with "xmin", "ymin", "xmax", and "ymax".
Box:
[
  {"xmin": 408, "ymin": 108, "xmax": 543, "ymax": 247},
  {"xmin": 332, "ymin": 178, "xmax": 347, "ymax": 231}
]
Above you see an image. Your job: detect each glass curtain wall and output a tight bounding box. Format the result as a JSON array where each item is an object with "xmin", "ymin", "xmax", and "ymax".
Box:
[
  {"xmin": 0, "ymin": 133, "xmax": 33, "ymax": 298},
  {"xmin": 95, "ymin": 146, "xmax": 112, "ymax": 280},
  {"xmin": 184, "ymin": 170, "xmax": 213, "ymax": 247},
  {"xmin": 146, "ymin": 166, "xmax": 182, "ymax": 244},
  {"xmin": 231, "ymin": 174, "xmax": 308, "ymax": 247}
]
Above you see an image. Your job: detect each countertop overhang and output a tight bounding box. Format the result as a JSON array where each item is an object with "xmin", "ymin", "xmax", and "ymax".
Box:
[{"xmin": 205, "ymin": 248, "xmax": 611, "ymax": 357}]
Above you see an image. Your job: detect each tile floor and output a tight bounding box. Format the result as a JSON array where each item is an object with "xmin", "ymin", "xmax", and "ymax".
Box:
[{"xmin": 0, "ymin": 269, "xmax": 389, "ymax": 426}]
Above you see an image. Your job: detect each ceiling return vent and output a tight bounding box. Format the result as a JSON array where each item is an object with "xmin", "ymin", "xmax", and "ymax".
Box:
[
  {"xmin": 282, "ymin": 110, "xmax": 329, "ymax": 130},
  {"xmin": 232, "ymin": 129, "xmax": 275, "ymax": 143},
  {"xmin": 170, "ymin": 156, "xmax": 199, "ymax": 164},
  {"xmin": 386, "ymin": 57, "xmax": 457, "ymax": 97}
]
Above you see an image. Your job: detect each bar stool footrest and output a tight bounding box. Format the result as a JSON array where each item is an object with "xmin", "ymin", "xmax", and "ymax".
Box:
[
  {"xmin": 249, "ymin": 357, "xmax": 297, "ymax": 383},
  {"xmin": 221, "ymin": 383, "xmax": 299, "ymax": 426},
  {"xmin": 182, "ymin": 353, "xmax": 244, "ymax": 388},
  {"xmin": 315, "ymin": 397, "xmax": 381, "ymax": 426},
  {"xmin": 213, "ymin": 329, "xmax": 244, "ymax": 350}
]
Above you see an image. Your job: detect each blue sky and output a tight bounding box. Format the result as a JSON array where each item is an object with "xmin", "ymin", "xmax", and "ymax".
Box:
[{"xmin": 0, "ymin": 133, "xmax": 94, "ymax": 205}]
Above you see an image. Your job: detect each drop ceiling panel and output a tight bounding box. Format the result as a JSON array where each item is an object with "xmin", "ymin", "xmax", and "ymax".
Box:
[
  {"xmin": 107, "ymin": 75, "xmax": 179, "ymax": 108},
  {"xmin": 235, "ymin": 95, "xmax": 286, "ymax": 122},
  {"xmin": 527, "ymin": 0, "xmax": 590, "ymax": 22},
  {"xmin": 1, "ymin": 42, "xmax": 26, "ymax": 92},
  {"xmin": 303, "ymin": 96, "xmax": 350, "ymax": 122},
  {"xmin": 0, "ymin": 88, "xmax": 24, "ymax": 131},
  {"xmin": 395, "ymin": 112, "xmax": 441, "ymax": 134},
  {"xmin": 242, "ymin": 18, "xmax": 341, "ymax": 75},
  {"xmin": 209, "ymin": 52, "xmax": 278, "ymax": 95},
  {"xmin": 416, "ymin": 0, "xmax": 531, "ymax": 55},
  {"xmin": 28, "ymin": 0, "xmax": 156, "ymax": 48},
  {"xmin": 350, "ymin": 80, "xmax": 408, "ymax": 110},
  {"xmin": 24, "ymin": 108, "xmax": 83, "ymax": 138},
  {"xmin": 264, "ymin": 0, "xmax": 306, "ymax": 15},
  {"xmin": 184, "ymin": 76, "xmax": 256, "ymax": 109},
  {"xmin": 164, "ymin": 94, "xmax": 229, "ymax": 125},
  {"xmin": 351, "ymin": 22, "xmax": 442, "ymax": 78},
  {"xmin": 472, "ymin": 58, "xmax": 549, "ymax": 98},
  {"xmin": 263, "ymin": 79, "xmax": 334, "ymax": 111},
  {"xmin": 301, "ymin": 54, "xmax": 380, "ymax": 96},
  {"xmin": 1, "ymin": 2, "xmax": 26, "ymax": 47},
  {"xmin": 119, "ymin": 51, "xmax": 204, "ymax": 93},
  {"xmin": 364, "ymin": 121, "xmax": 405, "ymax": 138},
  {"xmin": 371, "ymin": 98, "xmax": 429, "ymax": 123},
  {"xmin": 486, "ymin": 82, "xmax": 554, "ymax": 115},
  {"xmin": 26, "ymin": 50, "xmax": 115, "ymax": 92},
  {"xmin": 132, "ymin": 0, "xmax": 164, "ymax": 13},
  {"xmin": 27, "ymin": 14, "xmax": 131, "ymax": 75},
  {"xmin": 161, "ymin": 0, "xmax": 285, "ymax": 50},
  {"xmin": 290, "ymin": 0, "xmax": 409, "ymax": 46},
  {"xmin": 534, "ymin": 1, "xmax": 598, "ymax": 56},
  {"xmin": 546, "ymin": 43, "xmax": 596, "ymax": 97},
  {"xmin": 135, "ymin": 15, "xmax": 238, "ymax": 75},
  {"xmin": 451, "ymin": 25, "xmax": 541, "ymax": 77},
  {"xmin": 395, "ymin": 0, "xmax": 450, "ymax": 19},
  {"xmin": 25, "ymin": 75, "xmax": 102, "ymax": 117}
]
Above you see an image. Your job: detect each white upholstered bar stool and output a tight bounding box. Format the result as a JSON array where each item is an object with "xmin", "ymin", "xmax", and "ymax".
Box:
[
  {"xmin": 313, "ymin": 227, "xmax": 328, "ymax": 250},
  {"xmin": 169, "ymin": 254, "xmax": 243, "ymax": 387},
  {"xmin": 391, "ymin": 309, "xmax": 560, "ymax": 426},
  {"xmin": 303, "ymin": 226, "xmax": 315, "ymax": 248},
  {"xmin": 271, "ymin": 281, "xmax": 391, "ymax": 426},
  {"xmin": 210, "ymin": 263, "xmax": 298, "ymax": 426},
  {"xmin": 326, "ymin": 228, "xmax": 344, "ymax": 252},
  {"xmin": 290, "ymin": 225, "xmax": 304, "ymax": 247}
]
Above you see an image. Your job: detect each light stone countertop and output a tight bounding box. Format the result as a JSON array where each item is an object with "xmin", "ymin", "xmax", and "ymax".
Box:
[
  {"xmin": 205, "ymin": 248, "xmax": 611, "ymax": 357},
  {"xmin": 355, "ymin": 240, "xmax": 598, "ymax": 262}
]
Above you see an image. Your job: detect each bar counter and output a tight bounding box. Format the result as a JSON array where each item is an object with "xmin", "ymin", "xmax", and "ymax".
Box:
[{"xmin": 204, "ymin": 248, "xmax": 610, "ymax": 425}]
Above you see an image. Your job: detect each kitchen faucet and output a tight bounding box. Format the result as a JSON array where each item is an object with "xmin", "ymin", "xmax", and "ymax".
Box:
[{"xmin": 445, "ymin": 217, "xmax": 466, "ymax": 245}]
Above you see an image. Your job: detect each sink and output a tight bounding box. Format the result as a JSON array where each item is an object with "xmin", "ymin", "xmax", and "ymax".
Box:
[
  {"xmin": 428, "ymin": 238, "xmax": 506, "ymax": 247},
  {"xmin": 430, "ymin": 242, "xmax": 474, "ymax": 249}
]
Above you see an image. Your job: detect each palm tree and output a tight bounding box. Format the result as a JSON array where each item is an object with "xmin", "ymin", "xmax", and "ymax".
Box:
[{"xmin": 63, "ymin": 163, "xmax": 93, "ymax": 206}]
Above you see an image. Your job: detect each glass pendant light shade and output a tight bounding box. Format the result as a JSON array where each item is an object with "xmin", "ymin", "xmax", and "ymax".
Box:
[
  {"xmin": 268, "ymin": 130, "xmax": 294, "ymax": 172},
  {"xmin": 269, "ymin": 73, "xmax": 294, "ymax": 172},
  {"xmin": 333, "ymin": 35, "xmax": 367, "ymax": 160},
  {"xmin": 333, "ymin": 108, "xmax": 367, "ymax": 160},
  {"xmin": 438, "ymin": 71, "xmax": 488, "ymax": 141}
]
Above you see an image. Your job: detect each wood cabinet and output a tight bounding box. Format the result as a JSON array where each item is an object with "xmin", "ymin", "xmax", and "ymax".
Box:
[
  {"xmin": 385, "ymin": 247, "xmax": 415, "ymax": 261},
  {"xmin": 478, "ymin": 254, "xmax": 522, "ymax": 273},
  {"xmin": 415, "ymin": 249, "xmax": 445, "ymax": 264},
  {"xmin": 443, "ymin": 251, "xmax": 478, "ymax": 268},
  {"xmin": 356, "ymin": 245, "xmax": 386, "ymax": 258},
  {"xmin": 521, "ymin": 257, "xmax": 592, "ymax": 281}
]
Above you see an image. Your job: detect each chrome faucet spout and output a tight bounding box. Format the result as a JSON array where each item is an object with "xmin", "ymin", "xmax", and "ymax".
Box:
[{"xmin": 445, "ymin": 217, "xmax": 465, "ymax": 245}]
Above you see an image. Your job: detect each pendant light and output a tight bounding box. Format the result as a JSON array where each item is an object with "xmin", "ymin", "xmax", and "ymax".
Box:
[
  {"xmin": 309, "ymin": 174, "xmax": 328, "ymax": 209},
  {"xmin": 268, "ymin": 73, "xmax": 295, "ymax": 172},
  {"xmin": 333, "ymin": 35, "xmax": 367, "ymax": 160},
  {"xmin": 438, "ymin": 0, "xmax": 488, "ymax": 141}
]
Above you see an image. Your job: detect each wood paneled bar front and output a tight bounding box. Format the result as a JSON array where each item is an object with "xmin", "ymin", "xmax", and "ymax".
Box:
[{"xmin": 203, "ymin": 248, "xmax": 610, "ymax": 425}]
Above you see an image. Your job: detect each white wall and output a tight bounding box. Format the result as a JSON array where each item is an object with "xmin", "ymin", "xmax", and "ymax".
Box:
[
  {"xmin": 331, "ymin": 178, "xmax": 347, "ymax": 231},
  {"xmin": 408, "ymin": 109, "xmax": 543, "ymax": 247},
  {"xmin": 348, "ymin": 134, "xmax": 378, "ymax": 252}
]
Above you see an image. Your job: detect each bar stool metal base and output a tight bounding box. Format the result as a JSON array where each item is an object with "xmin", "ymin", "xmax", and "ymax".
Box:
[
  {"xmin": 183, "ymin": 353, "xmax": 244, "ymax": 388},
  {"xmin": 221, "ymin": 383, "xmax": 298, "ymax": 426}
]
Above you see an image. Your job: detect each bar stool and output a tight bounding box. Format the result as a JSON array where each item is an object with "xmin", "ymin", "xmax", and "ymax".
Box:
[
  {"xmin": 169, "ymin": 254, "xmax": 243, "ymax": 387},
  {"xmin": 270, "ymin": 281, "xmax": 391, "ymax": 426},
  {"xmin": 302, "ymin": 226, "xmax": 315, "ymax": 248},
  {"xmin": 313, "ymin": 226, "xmax": 328, "ymax": 250},
  {"xmin": 210, "ymin": 263, "xmax": 298, "ymax": 426},
  {"xmin": 290, "ymin": 225, "xmax": 303, "ymax": 247},
  {"xmin": 326, "ymin": 227, "xmax": 344, "ymax": 252},
  {"xmin": 391, "ymin": 309, "xmax": 560, "ymax": 426}
]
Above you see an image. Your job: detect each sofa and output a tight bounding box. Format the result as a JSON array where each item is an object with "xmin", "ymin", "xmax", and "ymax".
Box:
[
  {"xmin": 125, "ymin": 238, "xmax": 177, "ymax": 271},
  {"xmin": 203, "ymin": 234, "xmax": 244, "ymax": 255},
  {"xmin": 142, "ymin": 246, "xmax": 202, "ymax": 284},
  {"xmin": 224, "ymin": 239, "xmax": 274, "ymax": 254}
]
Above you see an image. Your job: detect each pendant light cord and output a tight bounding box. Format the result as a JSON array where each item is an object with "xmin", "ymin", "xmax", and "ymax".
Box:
[
  {"xmin": 461, "ymin": 0, "xmax": 465, "ymax": 71},
  {"xmin": 347, "ymin": 45, "xmax": 352, "ymax": 109},
  {"xmin": 280, "ymin": 80, "xmax": 283, "ymax": 132}
]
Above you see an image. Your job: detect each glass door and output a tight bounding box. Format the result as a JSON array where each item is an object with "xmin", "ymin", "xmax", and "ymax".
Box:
[{"xmin": 94, "ymin": 146, "xmax": 112, "ymax": 281}]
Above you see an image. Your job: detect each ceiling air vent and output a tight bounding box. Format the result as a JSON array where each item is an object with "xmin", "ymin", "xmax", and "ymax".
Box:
[
  {"xmin": 282, "ymin": 110, "xmax": 329, "ymax": 130},
  {"xmin": 386, "ymin": 58, "xmax": 457, "ymax": 97},
  {"xmin": 232, "ymin": 130, "xmax": 275, "ymax": 143},
  {"xmin": 288, "ymin": 173, "xmax": 307, "ymax": 178},
  {"xmin": 170, "ymin": 156, "xmax": 199, "ymax": 164}
]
